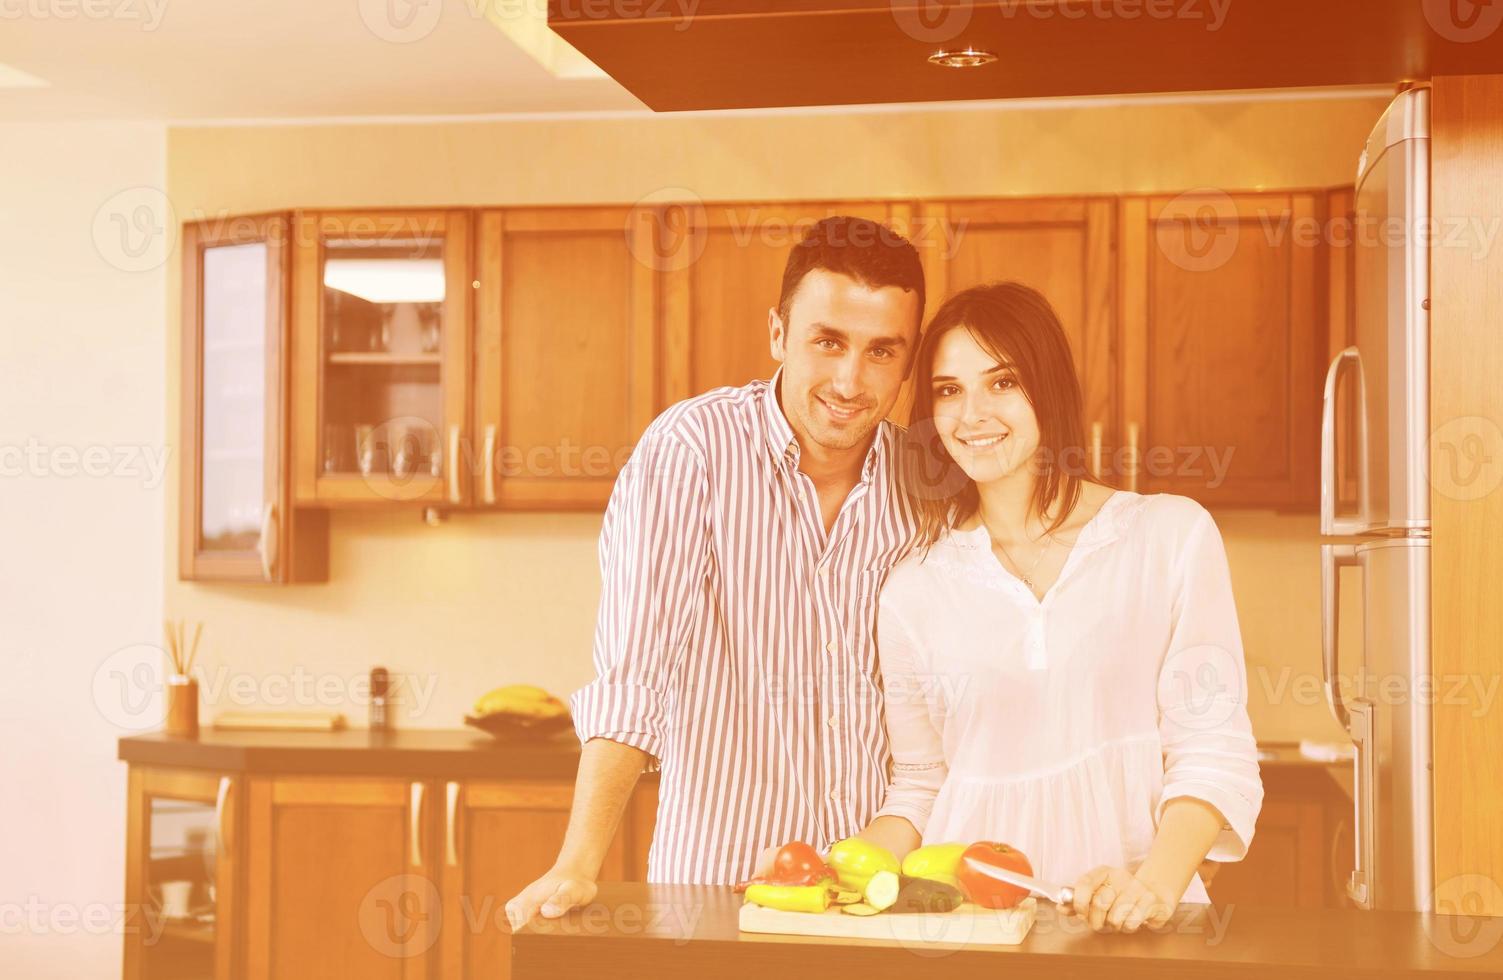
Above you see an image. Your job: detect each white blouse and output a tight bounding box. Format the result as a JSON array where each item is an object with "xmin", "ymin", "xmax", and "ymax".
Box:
[{"xmin": 873, "ymin": 490, "xmax": 1264, "ymax": 905}]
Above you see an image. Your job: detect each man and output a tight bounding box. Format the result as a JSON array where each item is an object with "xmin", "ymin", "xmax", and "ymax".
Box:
[{"xmin": 506, "ymin": 215, "xmax": 924, "ymax": 928}]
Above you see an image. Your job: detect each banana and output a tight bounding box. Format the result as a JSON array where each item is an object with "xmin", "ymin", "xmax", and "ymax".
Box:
[{"xmin": 473, "ymin": 684, "xmax": 569, "ymax": 720}]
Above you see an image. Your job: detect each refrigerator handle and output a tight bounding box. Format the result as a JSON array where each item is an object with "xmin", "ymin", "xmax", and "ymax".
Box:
[
  {"xmin": 1320, "ymin": 542, "xmax": 1360, "ymax": 732},
  {"xmin": 1346, "ymin": 697, "xmax": 1377, "ymax": 910},
  {"xmin": 1321, "ymin": 347, "xmax": 1368, "ymax": 536}
]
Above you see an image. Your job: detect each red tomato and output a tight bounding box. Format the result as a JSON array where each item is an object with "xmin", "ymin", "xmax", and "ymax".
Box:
[
  {"xmin": 733, "ymin": 841, "xmax": 835, "ymax": 892},
  {"xmin": 956, "ymin": 842, "xmax": 1034, "ymax": 909},
  {"xmin": 770, "ymin": 841, "xmax": 835, "ymax": 886}
]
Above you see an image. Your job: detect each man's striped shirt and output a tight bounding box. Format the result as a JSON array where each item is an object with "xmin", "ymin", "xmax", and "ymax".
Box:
[{"xmin": 571, "ymin": 373, "xmax": 918, "ymax": 885}]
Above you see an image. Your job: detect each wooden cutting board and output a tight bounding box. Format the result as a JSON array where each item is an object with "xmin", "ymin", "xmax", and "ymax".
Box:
[{"xmin": 738, "ymin": 897, "xmax": 1037, "ymax": 946}]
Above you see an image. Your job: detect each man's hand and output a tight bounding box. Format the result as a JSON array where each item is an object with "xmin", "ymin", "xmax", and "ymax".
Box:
[
  {"xmin": 1067, "ymin": 865, "xmax": 1176, "ymax": 933},
  {"xmin": 504, "ymin": 868, "xmax": 598, "ymax": 931}
]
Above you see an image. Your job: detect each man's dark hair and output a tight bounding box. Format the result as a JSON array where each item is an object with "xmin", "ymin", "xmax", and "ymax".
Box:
[{"xmin": 775, "ymin": 215, "xmax": 925, "ymax": 329}]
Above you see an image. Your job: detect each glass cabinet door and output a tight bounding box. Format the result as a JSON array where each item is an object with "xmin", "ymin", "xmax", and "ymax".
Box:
[
  {"xmin": 124, "ymin": 770, "xmax": 238, "ymax": 980},
  {"xmin": 292, "ymin": 211, "xmax": 472, "ymax": 507},
  {"xmin": 180, "ymin": 216, "xmax": 284, "ymax": 581}
]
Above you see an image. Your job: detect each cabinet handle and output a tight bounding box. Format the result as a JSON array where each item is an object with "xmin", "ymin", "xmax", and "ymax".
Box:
[
  {"xmin": 410, "ymin": 782, "xmax": 425, "ymax": 868},
  {"xmin": 215, "ymin": 776, "xmax": 233, "ymax": 853},
  {"xmin": 1088, "ymin": 421, "xmax": 1103, "ymax": 480},
  {"xmin": 258, "ymin": 503, "xmax": 278, "ymax": 580},
  {"xmin": 1346, "ymin": 698, "xmax": 1377, "ymax": 909},
  {"xmin": 447, "ymin": 425, "xmax": 461, "ymax": 505},
  {"xmin": 1125, "ymin": 422, "xmax": 1140, "ymax": 492},
  {"xmin": 445, "ymin": 781, "xmax": 460, "ymax": 867},
  {"xmin": 1320, "ymin": 347, "xmax": 1368, "ymax": 536},
  {"xmin": 1320, "ymin": 542, "xmax": 1360, "ymax": 732},
  {"xmin": 482, "ymin": 424, "xmax": 497, "ymax": 505}
]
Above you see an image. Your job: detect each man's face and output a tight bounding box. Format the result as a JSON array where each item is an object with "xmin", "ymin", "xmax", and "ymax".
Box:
[{"xmin": 768, "ymin": 269, "xmax": 920, "ymax": 453}]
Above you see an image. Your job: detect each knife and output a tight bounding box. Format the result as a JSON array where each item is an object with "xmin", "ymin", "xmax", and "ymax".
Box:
[{"xmin": 963, "ymin": 857, "xmax": 1076, "ymax": 911}]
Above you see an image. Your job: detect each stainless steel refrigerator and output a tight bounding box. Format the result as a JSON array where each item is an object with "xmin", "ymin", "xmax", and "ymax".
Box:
[{"xmin": 1320, "ymin": 86, "xmax": 1433, "ymax": 913}]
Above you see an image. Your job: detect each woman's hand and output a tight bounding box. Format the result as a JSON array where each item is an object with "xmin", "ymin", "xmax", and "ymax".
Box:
[{"xmin": 1067, "ymin": 866, "xmax": 1177, "ymax": 933}]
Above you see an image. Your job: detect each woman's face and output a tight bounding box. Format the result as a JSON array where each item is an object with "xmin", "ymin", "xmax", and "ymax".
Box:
[{"xmin": 928, "ymin": 326, "xmax": 1040, "ymax": 486}]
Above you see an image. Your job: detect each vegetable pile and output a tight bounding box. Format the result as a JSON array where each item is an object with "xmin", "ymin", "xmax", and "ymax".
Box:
[{"xmin": 736, "ymin": 838, "xmax": 1034, "ymax": 917}]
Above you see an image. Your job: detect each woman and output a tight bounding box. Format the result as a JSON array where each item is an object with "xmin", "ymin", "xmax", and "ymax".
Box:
[{"xmin": 859, "ymin": 282, "xmax": 1263, "ymax": 933}]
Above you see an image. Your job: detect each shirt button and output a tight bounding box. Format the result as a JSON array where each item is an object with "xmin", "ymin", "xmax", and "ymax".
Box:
[
  {"xmin": 827, "ymin": 789, "xmax": 840, "ymax": 802},
  {"xmin": 817, "ymin": 565, "xmax": 829, "ymax": 579},
  {"xmin": 824, "ymin": 641, "xmax": 837, "ymax": 653},
  {"xmin": 826, "ymin": 714, "xmax": 838, "ymax": 728}
]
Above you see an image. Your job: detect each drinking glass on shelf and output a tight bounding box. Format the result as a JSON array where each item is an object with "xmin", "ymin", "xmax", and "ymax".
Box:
[
  {"xmin": 355, "ymin": 424, "xmax": 377, "ymax": 476},
  {"xmin": 323, "ymin": 424, "xmax": 349, "ymax": 473},
  {"xmin": 391, "ymin": 422, "xmax": 420, "ymax": 480},
  {"xmin": 419, "ymin": 306, "xmax": 441, "ymax": 353}
]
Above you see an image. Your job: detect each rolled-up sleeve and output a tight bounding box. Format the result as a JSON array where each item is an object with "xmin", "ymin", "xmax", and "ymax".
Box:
[
  {"xmin": 873, "ymin": 595, "xmax": 948, "ymax": 838},
  {"xmin": 1154, "ymin": 506, "xmax": 1265, "ymax": 862},
  {"xmin": 569, "ymin": 424, "xmax": 709, "ymax": 769}
]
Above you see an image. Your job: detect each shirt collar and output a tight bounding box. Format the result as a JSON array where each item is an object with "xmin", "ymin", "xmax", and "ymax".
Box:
[
  {"xmin": 762, "ymin": 367, "xmax": 800, "ymax": 467},
  {"xmin": 761, "ymin": 367, "xmax": 889, "ymax": 483}
]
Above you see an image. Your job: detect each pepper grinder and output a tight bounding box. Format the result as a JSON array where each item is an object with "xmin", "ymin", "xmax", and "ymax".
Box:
[{"xmin": 370, "ymin": 667, "xmax": 391, "ymax": 731}]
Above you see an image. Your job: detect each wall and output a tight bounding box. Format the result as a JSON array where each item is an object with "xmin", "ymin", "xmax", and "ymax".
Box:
[
  {"xmin": 1, "ymin": 123, "xmax": 166, "ymax": 979},
  {"xmin": 163, "ymin": 92, "xmax": 1389, "ymax": 744}
]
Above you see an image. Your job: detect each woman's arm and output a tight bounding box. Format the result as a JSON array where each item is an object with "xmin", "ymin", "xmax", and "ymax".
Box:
[
  {"xmin": 1153, "ymin": 506, "xmax": 1264, "ymax": 866},
  {"xmin": 1135, "ymin": 797, "xmax": 1226, "ymax": 902},
  {"xmin": 1073, "ymin": 504, "xmax": 1264, "ymax": 932},
  {"xmin": 859, "ymin": 594, "xmax": 947, "ymax": 861}
]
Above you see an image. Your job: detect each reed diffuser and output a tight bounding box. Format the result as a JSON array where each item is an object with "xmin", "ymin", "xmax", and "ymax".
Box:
[{"xmin": 163, "ymin": 619, "xmax": 202, "ymax": 738}]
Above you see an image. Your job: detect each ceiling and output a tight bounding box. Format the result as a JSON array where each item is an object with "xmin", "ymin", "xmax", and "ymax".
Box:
[{"xmin": 0, "ymin": 0, "xmax": 644, "ymax": 121}]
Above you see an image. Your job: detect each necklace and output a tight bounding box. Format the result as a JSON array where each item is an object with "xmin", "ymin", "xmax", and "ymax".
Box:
[
  {"xmin": 978, "ymin": 501, "xmax": 1055, "ymax": 593},
  {"xmin": 993, "ymin": 534, "xmax": 1051, "ymax": 593}
]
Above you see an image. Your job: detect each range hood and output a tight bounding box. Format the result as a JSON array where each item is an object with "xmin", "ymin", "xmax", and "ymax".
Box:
[{"xmin": 549, "ymin": 0, "xmax": 1503, "ymax": 112}]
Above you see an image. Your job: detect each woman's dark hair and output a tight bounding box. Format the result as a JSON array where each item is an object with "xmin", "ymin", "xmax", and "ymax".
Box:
[
  {"xmin": 776, "ymin": 216, "xmax": 925, "ymax": 332},
  {"xmin": 902, "ymin": 281, "xmax": 1089, "ymax": 549}
]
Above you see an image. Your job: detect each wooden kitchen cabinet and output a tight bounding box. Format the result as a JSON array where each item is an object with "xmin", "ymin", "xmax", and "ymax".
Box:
[
  {"xmin": 244, "ymin": 776, "xmax": 435, "ymax": 980},
  {"xmin": 473, "ymin": 207, "xmax": 657, "ymax": 510},
  {"xmin": 120, "ymin": 735, "xmax": 662, "ymax": 980},
  {"xmin": 1119, "ymin": 192, "xmax": 1325, "ymax": 507},
  {"xmin": 179, "ymin": 214, "xmax": 327, "ymax": 582},
  {"xmin": 291, "ymin": 210, "xmax": 474, "ymax": 508},
  {"xmin": 438, "ymin": 778, "xmax": 655, "ymax": 980},
  {"xmin": 659, "ymin": 200, "xmax": 915, "ymax": 404},
  {"xmin": 183, "ymin": 186, "xmax": 1347, "ymax": 547},
  {"xmin": 123, "ymin": 768, "xmax": 242, "ymax": 980},
  {"xmin": 913, "ymin": 197, "xmax": 1116, "ymax": 458}
]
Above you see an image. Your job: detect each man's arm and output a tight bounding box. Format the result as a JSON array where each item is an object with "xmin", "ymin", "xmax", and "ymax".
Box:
[
  {"xmin": 505, "ymin": 424, "xmax": 709, "ymax": 928},
  {"xmin": 504, "ymin": 738, "xmax": 648, "ymax": 929}
]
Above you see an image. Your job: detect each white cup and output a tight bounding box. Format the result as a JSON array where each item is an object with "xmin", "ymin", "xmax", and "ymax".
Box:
[{"xmin": 158, "ymin": 880, "xmax": 193, "ymax": 920}]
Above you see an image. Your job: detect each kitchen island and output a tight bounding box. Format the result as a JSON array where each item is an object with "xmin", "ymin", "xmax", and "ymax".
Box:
[{"xmin": 511, "ymin": 883, "xmax": 1503, "ymax": 980}]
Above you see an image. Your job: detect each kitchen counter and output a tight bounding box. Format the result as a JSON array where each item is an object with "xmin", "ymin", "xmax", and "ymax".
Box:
[
  {"xmin": 512, "ymin": 883, "xmax": 1503, "ymax": 980},
  {"xmin": 116, "ymin": 727, "xmax": 606, "ymax": 779}
]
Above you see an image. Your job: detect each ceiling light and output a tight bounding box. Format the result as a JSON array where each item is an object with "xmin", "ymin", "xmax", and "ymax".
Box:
[
  {"xmin": 324, "ymin": 259, "xmax": 445, "ymax": 305},
  {"xmin": 928, "ymin": 48, "xmax": 998, "ymax": 69}
]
